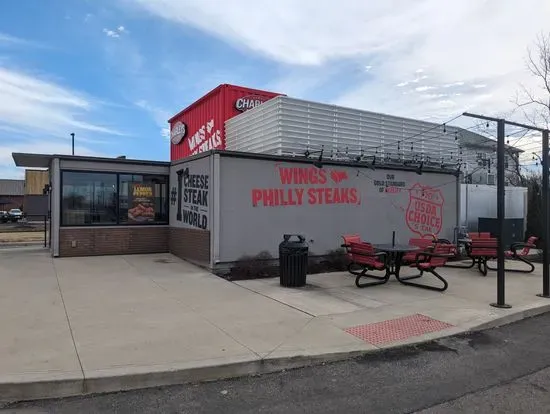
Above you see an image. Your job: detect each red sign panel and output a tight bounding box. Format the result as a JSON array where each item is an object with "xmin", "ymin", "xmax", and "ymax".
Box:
[
  {"xmin": 406, "ymin": 183, "xmax": 444, "ymax": 237},
  {"xmin": 169, "ymin": 84, "xmax": 281, "ymax": 161}
]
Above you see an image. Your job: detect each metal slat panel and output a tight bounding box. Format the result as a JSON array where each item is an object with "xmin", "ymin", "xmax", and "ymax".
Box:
[{"xmin": 225, "ymin": 95, "xmax": 515, "ymax": 172}]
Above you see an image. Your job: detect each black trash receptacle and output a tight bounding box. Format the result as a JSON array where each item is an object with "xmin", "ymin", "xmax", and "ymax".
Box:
[{"xmin": 279, "ymin": 234, "xmax": 308, "ymax": 287}]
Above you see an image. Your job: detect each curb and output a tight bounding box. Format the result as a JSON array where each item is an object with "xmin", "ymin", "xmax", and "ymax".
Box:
[
  {"xmin": 473, "ymin": 303, "xmax": 550, "ymax": 331},
  {"xmin": 3, "ymin": 306, "xmax": 550, "ymax": 404},
  {"xmin": 0, "ymin": 376, "xmax": 83, "ymax": 405}
]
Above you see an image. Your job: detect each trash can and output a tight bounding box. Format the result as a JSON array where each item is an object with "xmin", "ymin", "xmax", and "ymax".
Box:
[{"xmin": 279, "ymin": 234, "xmax": 308, "ymax": 287}]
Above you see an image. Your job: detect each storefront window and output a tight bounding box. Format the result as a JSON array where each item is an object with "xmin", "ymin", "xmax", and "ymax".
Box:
[
  {"xmin": 61, "ymin": 171, "xmax": 168, "ymax": 226},
  {"xmin": 119, "ymin": 174, "xmax": 168, "ymax": 224},
  {"xmin": 61, "ymin": 172, "xmax": 118, "ymax": 225}
]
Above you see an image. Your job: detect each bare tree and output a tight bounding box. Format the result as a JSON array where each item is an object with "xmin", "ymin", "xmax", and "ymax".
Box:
[{"xmin": 516, "ymin": 32, "xmax": 550, "ymax": 129}]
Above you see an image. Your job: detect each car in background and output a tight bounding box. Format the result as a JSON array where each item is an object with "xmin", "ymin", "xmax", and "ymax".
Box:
[
  {"xmin": 8, "ymin": 209, "xmax": 23, "ymax": 222},
  {"xmin": 0, "ymin": 211, "xmax": 8, "ymax": 223}
]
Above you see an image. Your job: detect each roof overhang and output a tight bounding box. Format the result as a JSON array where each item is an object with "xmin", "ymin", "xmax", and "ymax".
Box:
[
  {"xmin": 12, "ymin": 152, "xmax": 170, "ymax": 168},
  {"xmin": 12, "ymin": 153, "xmax": 53, "ymax": 168}
]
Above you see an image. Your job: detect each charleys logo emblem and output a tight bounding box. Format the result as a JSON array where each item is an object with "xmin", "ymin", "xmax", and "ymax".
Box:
[
  {"xmin": 170, "ymin": 121, "xmax": 187, "ymax": 145},
  {"xmin": 235, "ymin": 95, "xmax": 269, "ymax": 112}
]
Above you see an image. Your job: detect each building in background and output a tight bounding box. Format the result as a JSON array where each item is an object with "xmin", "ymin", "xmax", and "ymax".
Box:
[
  {"xmin": 458, "ymin": 131, "xmax": 522, "ymax": 186},
  {"xmin": 24, "ymin": 169, "xmax": 49, "ymax": 217},
  {"xmin": 0, "ymin": 179, "xmax": 24, "ymax": 211}
]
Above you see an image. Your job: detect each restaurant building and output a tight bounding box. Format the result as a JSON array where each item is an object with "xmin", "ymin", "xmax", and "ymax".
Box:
[{"xmin": 12, "ymin": 84, "xmax": 472, "ymax": 271}]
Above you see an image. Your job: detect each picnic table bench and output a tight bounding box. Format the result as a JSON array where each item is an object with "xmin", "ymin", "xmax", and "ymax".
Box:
[
  {"xmin": 401, "ymin": 238, "xmax": 436, "ymax": 264},
  {"xmin": 449, "ymin": 235, "xmax": 537, "ymax": 275},
  {"xmin": 341, "ymin": 235, "xmax": 389, "ymax": 288},
  {"xmin": 469, "ymin": 238, "xmax": 498, "ymax": 276},
  {"xmin": 406, "ymin": 243, "xmax": 455, "ymax": 292},
  {"xmin": 341, "ymin": 234, "xmax": 452, "ymax": 292},
  {"xmin": 486, "ymin": 236, "xmax": 538, "ymax": 274}
]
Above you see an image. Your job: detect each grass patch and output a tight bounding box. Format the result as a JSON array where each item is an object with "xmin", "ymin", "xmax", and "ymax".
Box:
[
  {"xmin": 0, "ymin": 225, "xmax": 45, "ymax": 233},
  {"xmin": 0, "ymin": 231, "xmax": 46, "ymax": 243}
]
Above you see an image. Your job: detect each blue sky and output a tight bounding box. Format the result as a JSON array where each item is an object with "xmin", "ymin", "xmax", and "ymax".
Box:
[{"xmin": 0, "ymin": 0, "xmax": 549, "ymax": 177}]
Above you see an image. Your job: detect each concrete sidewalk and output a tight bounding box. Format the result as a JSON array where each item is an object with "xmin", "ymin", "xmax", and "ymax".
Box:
[{"xmin": 1, "ymin": 248, "xmax": 549, "ymax": 402}]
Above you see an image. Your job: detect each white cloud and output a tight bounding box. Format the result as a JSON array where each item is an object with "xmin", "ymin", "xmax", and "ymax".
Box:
[
  {"xmin": 0, "ymin": 32, "xmax": 45, "ymax": 49},
  {"xmin": 415, "ymin": 85, "xmax": 436, "ymax": 92},
  {"xmin": 0, "ymin": 33, "xmax": 25, "ymax": 44},
  {"xmin": 103, "ymin": 28, "xmax": 120, "ymax": 38},
  {"xmin": 443, "ymin": 81, "xmax": 465, "ymax": 88},
  {"xmin": 0, "ymin": 66, "xmax": 123, "ymax": 176},
  {"xmin": 0, "ymin": 67, "xmax": 122, "ymax": 136},
  {"xmin": 129, "ymin": 0, "xmax": 550, "ymax": 123},
  {"xmin": 134, "ymin": 100, "xmax": 171, "ymax": 139},
  {"xmin": 103, "ymin": 26, "xmax": 127, "ymax": 38}
]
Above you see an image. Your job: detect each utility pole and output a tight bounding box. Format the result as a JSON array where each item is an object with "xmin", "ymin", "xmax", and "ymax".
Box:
[
  {"xmin": 70, "ymin": 133, "xmax": 75, "ymax": 155},
  {"xmin": 464, "ymin": 112, "xmax": 550, "ymax": 306},
  {"xmin": 493, "ymin": 119, "xmax": 509, "ymax": 308},
  {"xmin": 538, "ymin": 129, "xmax": 550, "ymax": 298}
]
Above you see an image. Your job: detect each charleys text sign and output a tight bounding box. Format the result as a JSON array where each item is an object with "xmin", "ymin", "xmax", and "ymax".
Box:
[
  {"xmin": 235, "ymin": 95, "xmax": 269, "ymax": 112},
  {"xmin": 251, "ymin": 164, "xmax": 360, "ymax": 207},
  {"xmin": 175, "ymin": 167, "xmax": 209, "ymax": 229}
]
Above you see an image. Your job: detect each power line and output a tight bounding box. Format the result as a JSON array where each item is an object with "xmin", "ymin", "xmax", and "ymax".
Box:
[
  {"xmin": 365, "ymin": 113, "xmax": 464, "ymax": 153},
  {"xmin": 330, "ymin": 122, "xmax": 489, "ymax": 165},
  {"xmin": 305, "ymin": 114, "xmax": 535, "ymax": 172}
]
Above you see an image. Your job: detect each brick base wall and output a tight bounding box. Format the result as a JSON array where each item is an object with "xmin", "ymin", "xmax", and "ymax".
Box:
[
  {"xmin": 59, "ymin": 226, "xmax": 169, "ymax": 257},
  {"xmin": 169, "ymin": 227, "xmax": 210, "ymax": 265}
]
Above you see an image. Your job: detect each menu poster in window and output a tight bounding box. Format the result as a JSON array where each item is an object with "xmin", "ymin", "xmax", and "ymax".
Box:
[{"xmin": 128, "ymin": 184, "xmax": 155, "ymax": 222}]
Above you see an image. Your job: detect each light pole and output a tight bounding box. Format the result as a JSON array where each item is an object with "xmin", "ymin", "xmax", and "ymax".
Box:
[
  {"xmin": 70, "ymin": 133, "xmax": 75, "ymax": 155},
  {"xmin": 463, "ymin": 113, "xmax": 550, "ymax": 307},
  {"xmin": 539, "ymin": 130, "xmax": 550, "ymax": 298}
]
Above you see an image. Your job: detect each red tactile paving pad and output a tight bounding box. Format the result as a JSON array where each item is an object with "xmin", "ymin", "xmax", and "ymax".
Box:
[{"xmin": 344, "ymin": 314, "xmax": 454, "ymax": 346}]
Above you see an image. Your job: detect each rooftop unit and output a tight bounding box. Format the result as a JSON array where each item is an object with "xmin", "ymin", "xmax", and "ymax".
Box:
[{"xmin": 226, "ymin": 96, "xmax": 465, "ymax": 168}]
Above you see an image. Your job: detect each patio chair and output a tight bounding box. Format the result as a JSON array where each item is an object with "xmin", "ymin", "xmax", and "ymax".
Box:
[
  {"xmin": 401, "ymin": 238, "xmax": 435, "ymax": 264},
  {"xmin": 469, "ymin": 237, "xmax": 498, "ymax": 276},
  {"xmin": 341, "ymin": 235, "xmax": 388, "ymax": 288},
  {"xmin": 486, "ymin": 236, "xmax": 538, "ymax": 274},
  {"xmin": 469, "ymin": 232, "xmax": 491, "ymax": 239},
  {"xmin": 405, "ymin": 243, "xmax": 455, "ymax": 292}
]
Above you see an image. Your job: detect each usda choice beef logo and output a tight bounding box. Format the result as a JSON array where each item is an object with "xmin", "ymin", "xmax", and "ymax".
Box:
[
  {"xmin": 235, "ymin": 95, "xmax": 269, "ymax": 112},
  {"xmin": 170, "ymin": 121, "xmax": 187, "ymax": 145}
]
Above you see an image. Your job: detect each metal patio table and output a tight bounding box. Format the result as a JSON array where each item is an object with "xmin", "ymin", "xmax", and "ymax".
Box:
[{"xmin": 373, "ymin": 244, "xmax": 420, "ymax": 283}]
